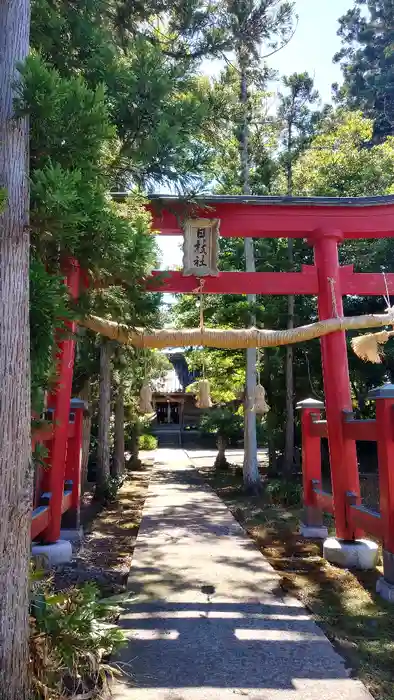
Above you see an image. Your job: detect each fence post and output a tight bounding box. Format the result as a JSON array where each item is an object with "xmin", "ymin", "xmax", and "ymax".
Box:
[
  {"xmin": 296, "ymin": 398, "xmax": 328, "ymax": 538},
  {"xmin": 60, "ymin": 398, "xmax": 87, "ymax": 540},
  {"xmin": 41, "ymin": 258, "xmax": 80, "ymax": 545},
  {"xmin": 368, "ymin": 383, "xmax": 394, "ymax": 601}
]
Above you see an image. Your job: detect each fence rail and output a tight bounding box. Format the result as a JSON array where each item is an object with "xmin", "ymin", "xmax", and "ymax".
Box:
[{"xmin": 31, "ymin": 398, "xmax": 85, "ymax": 543}]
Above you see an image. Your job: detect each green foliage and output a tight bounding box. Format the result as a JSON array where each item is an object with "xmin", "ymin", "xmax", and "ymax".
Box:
[
  {"xmin": 29, "ymin": 574, "xmax": 125, "ymax": 699},
  {"xmin": 276, "ymin": 71, "xmax": 321, "ymax": 192},
  {"xmin": 26, "ymin": 0, "xmax": 228, "ymax": 422},
  {"xmin": 30, "ymin": 0, "xmax": 225, "ymax": 189},
  {"xmin": 292, "ymin": 110, "xmax": 394, "ymax": 197},
  {"xmin": 30, "ymin": 257, "xmax": 70, "ymax": 413},
  {"xmin": 223, "ymin": 0, "xmax": 294, "ymax": 62},
  {"xmin": 265, "ymin": 478, "xmax": 302, "ymax": 507},
  {"xmin": 200, "ymin": 407, "xmax": 243, "ymax": 443},
  {"xmin": 139, "ymin": 433, "xmax": 158, "ymax": 450},
  {"xmin": 186, "ymin": 346, "xmax": 245, "ymax": 403},
  {"xmin": 32, "ymin": 442, "xmax": 49, "ymax": 471},
  {"xmin": 96, "ymin": 473, "xmax": 127, "ymax": 503},
  {"xmin": 115, "ymin": 0, "xmax": 231, "ymax": 60},
  {"xmin": 22, "ymin": 48, "xmax": 160, "ymax": 409},
  {"xmin": 334, "ymin": 0, "xmax": 394, "ymax": 141},
  {"xmin": 0, "ymin": 187, "xmax": 6, "ymax": 211},
  {"xmin": 205, "ymin": 65, "xmax": 280, "ymax": 194}
]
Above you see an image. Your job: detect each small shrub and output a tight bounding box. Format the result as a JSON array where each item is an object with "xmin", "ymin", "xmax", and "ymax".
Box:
[
  {"xmin": 199, "ymin": 407, "xmax": 243, "ymax": 445},
  {"xmin": 94, "ymin": 473, "xmax": 126, "ymax": 504},
  {"xmin": 266, "ymin": 479, "xmax": 302, "ymax": 507},
  {"xmin": 139, "ymin": 433, "xmax": 158, "ymax": 450},
  {"xmin": 29, "ymin": 569, "xmax": 125, "ymax": 699}
]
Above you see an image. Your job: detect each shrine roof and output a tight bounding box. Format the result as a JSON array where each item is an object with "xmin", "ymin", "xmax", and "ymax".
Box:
[
  {"xmin": 111, "ymin": 192, "xmax": 394, "ymax": 239},
  {"xmin": 146, "ymin": 194, "xmax": 394, "ymax": 208}
]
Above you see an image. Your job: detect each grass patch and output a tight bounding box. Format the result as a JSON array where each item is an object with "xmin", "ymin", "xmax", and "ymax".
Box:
[{"xmin": 198, "ymin": 464, "xmax": 394, "ymax": 700}]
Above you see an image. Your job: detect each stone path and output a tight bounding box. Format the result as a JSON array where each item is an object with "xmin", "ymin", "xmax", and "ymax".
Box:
[{"xmin": 114, "ymin": 449, "xmax": 372, "ymax": 700}]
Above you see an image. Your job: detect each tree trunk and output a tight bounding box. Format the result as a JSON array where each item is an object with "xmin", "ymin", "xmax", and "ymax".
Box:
[
  {"xmin": 113, "ymin": 381, "xmax": 125, "ymax": 476},
  {"xmin": 79, "ymin": 380, "xmax": 92, "ymax": 493},
  {"xmin": 214, "ymin": 435, "xmax": 228, "ymax": 470},
  {"xmin": 0, "ymin": 1, "xmax": 31, "ymax": 698},
  {"xmin": 264, "ymin": 350, "xmax": 278, "ymax": 477},
  {"xmin": 97, "ymin": 339, "xmax": 112, "ymax": 493},
  {"xmin": 239, "ymin": 61, "xmax": 261, "ymax": 493},
  {"xmin": 284, "ymin": 239, "xmax": 295, "ymax": 474},
  {"xmin": 128, "ymin": 426, "xmax": 141, "ymax": 470},
  {"xmin": 284, "ymin": 138, "xmax": 295, "ymax": 475}
]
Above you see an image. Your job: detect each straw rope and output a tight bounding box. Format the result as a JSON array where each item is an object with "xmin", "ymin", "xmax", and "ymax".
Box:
[
  {"xmin": 351, "ymin": 329, "xmax": 394, "ymax": 363},
  {"xmin": 139, "ymin": 380, "xmax": 153, "ymax": 413},
  {"xmin": 79, "ymin": 308, "xmax": 394, "ymax": 350}
]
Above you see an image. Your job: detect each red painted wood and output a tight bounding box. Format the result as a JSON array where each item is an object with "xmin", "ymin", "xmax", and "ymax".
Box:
[
  {"xmin": 312, "ymin": 231, "xmax": 362, "ymax": 540},
  {"xmin": 147, "ymin": 270, "xmax": 318, "ymax": 294},
  {"xmin": 147, "ymin": 268, "xmax": 394, "ymax": 296},
  {"xmin": 309, "ymin": 419, "xmax": 328, "ymax": 438},
  {"xmin": 32, "ymin": 427, "xmax": 55, "ymax": 508},
  {"xmin": 347, "ymin": 506, "xmax": 383, "ymax": 540},
  {"xmin": 300, "ymin": 409, "xmax": 324, "ymax": 508},
  {"xmin": 342, "ymin": 271, "xmax": 394, "ymax": 296},
  {"xmin": 375, "ymin": 399, "xmax": 394, "ymax": 552},
  {"xmin": 312, "ymin": 489, "xmax": 334, "ymax": 515},
  {"xmin": 149, "ymin": 201, "xmax": 394, "ymax": 238},
  {"xmin": 31, "ymin": 507, "xmax": 50, "ymax": 540},
  {"xmin": 31, "ymin": 425, "xmax": 55, "ymax": 447},
  {"xmin": 342, "ymin": 419, "xmax": 377, "ymax": 441},
  {"xmin": 43, "ymin": 259, "xmax": 80, "ymax": 543},
  {"xmin": 61, "ymin": 491, "xmax": 72, "ymax": 515},
  {"xmin": 64, "ymin": 407, "xmax": 84, "ymax": 514}
]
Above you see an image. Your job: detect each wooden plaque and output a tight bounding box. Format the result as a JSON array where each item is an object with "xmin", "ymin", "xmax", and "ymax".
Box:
[{"xmin": 182, "ymin": 218, "xmax": 219, "ymax": 277}]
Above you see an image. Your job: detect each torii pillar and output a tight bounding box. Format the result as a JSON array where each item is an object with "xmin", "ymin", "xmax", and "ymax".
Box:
[{"xmin": 310, "ymin": 229, "xmax": 362, "ymax": 541}]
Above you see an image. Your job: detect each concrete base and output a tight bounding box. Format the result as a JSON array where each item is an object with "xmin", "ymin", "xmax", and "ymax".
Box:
[
  {"xmin": 31, "ymin": 539, "xmax": 72, "ymax": 568},
  {"xmin": 300, "ymin": 523, "xmax": 329, "ymax": 539},
  {"xmin": 60, "ymin": 527, "xmax": 83, "ymax": 543},
  {"xmin": 323, "ymin": 537, "xmax": 379, "ymax": 570},
  {"xmin": 376, "ymin": 577, "xmax": 394, "ymax": 603}
]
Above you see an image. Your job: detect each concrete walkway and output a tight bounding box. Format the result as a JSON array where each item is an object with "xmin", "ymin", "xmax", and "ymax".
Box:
[{"xmin": 114, "ymin": 449, "xmax": 371, "ymax": 700}]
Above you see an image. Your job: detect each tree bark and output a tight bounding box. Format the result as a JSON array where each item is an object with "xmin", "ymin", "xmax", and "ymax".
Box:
[
  {"xmin": 79, "ymin": 380, "xmax": 91, "ymax": 493},
  {"xmin": 97, "ymin": 339, "xmax": 112, "ymax": 493},
  {"xmin": 0, "ymin": 1, "xmax": 31, "ymax": 698},
  {"xmin": 214, "ymin": 435, "xmax": 228, "ymax": 470},
  {"xmin": 128, "ymin": 426, "xmax": 141, "ymax": 470},
  {"xmin": 239, "ymin": 60, "xmax": 261, "ymax": 493},
  {"xmin": 284, "ymin": 243, "xmax": 295, "ymax": 474},
  {"xmin": 284, "ymin": 120, "xmax": 295, "ymax": 475},
  {"xmin": 263, "ymin": 352, "xmax": 276, "ymax": 476},
  {"xmin": 113, "ymin": 381, "xmax": 125, "ymax": 476}
]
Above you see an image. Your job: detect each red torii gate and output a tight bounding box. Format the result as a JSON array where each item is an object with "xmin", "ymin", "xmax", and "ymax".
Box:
[{"xmin": 146, "ymin": 194, "xmax": 394, "ymax": 549}]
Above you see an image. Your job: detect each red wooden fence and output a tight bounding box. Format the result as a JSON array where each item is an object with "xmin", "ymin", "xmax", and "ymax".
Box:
[
  {"xmin": 31, "ymin": 258, "xmax": 86, "ymax": 545},
  {"xmin": 31, "ymin": 398, "xmax": 86, "ymax": 542},
  {"xmin": 298, "ymin": 382, "xmax": 394, "ymax": 588}
]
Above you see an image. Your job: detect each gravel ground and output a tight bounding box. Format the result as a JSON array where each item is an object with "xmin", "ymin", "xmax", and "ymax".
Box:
[{"xmin": 53, "ymin": 466, "xmax": 152, "ymax": 595}]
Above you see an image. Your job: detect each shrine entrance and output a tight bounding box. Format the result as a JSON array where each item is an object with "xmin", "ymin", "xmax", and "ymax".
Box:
[
  {"xmin": 31, "ymin": 192, "xmax": 394, "ymax": 596},
  {"xmin": 156, "ymin": 401, "xmax": 181, "ymax": 425},
  {"xmin": 146, "ymin": 194, "xmax": 394, "ymax": 545}
]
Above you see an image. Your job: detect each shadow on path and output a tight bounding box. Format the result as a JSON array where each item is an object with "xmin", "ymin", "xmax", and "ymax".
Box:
[{"xmin": 114, "ymin": 449, "xmax": 371, "ymax": 700}]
